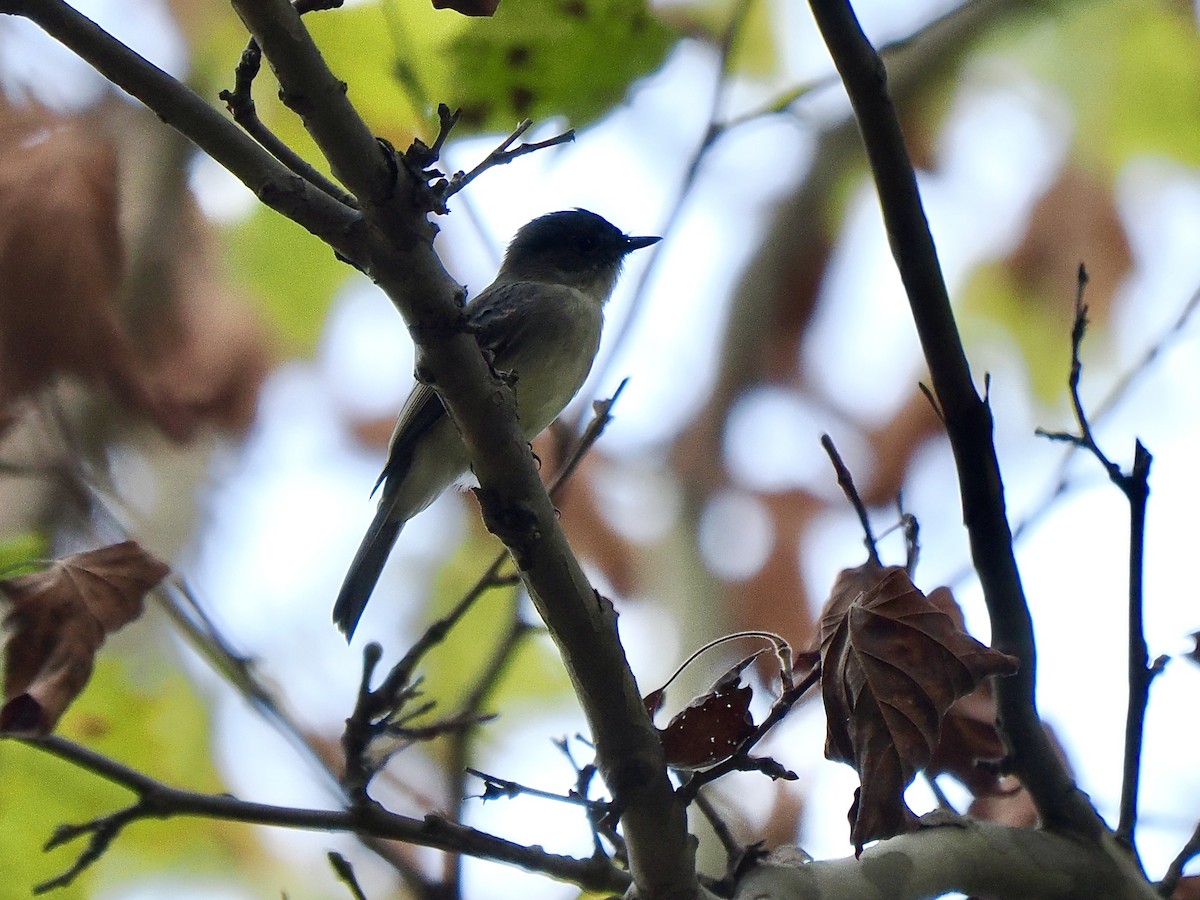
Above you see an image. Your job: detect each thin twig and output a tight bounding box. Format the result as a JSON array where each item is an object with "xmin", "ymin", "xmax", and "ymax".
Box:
[
  {"xmin": 328, "ymin": 852, "xmax": 368, "ymax": 900},
  {"xmin": 465, "ymin": 767, "xmax": 609, "ymax": 814},
  {"xmin": 342, "ymin": 382, "xmax": 631, "ymax": 796},
  {"xmin": 1035, "ymin": 267, "xmax": 1160, "ymax": 850},
  {"xmin": 677, "ymin": 660, "xmax": 820, "ymax": 806},
  {"xmin": 821, "ymin": 433, "xmax": 880, "ymax": 565},
  {"xmin": 943, "ymin": 278, "xmax": 1200, "ymax": 591},
  {"xmin": 553, "ymin": 737, "xmax": 621, "ymax": 860},
  {"xmin": 219, "ymin": 38, "xmax": 359, "ymax": 208},
  {"xmin": 440, "ymin": 121, "xmax": 576, "ymax": 202}
]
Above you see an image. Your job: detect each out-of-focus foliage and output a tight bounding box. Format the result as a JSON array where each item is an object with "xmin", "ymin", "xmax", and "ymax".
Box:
[
  {"xmin": 417, "ymin": 526, "xmax": 572, "ymax": 727},
  {"xmin": 995, "ymin": 0, "xmax": 1200, "ymax": 172},
  {"xmin": 0, "ymin": 656, "xmax": 261, "ymax": 896}
]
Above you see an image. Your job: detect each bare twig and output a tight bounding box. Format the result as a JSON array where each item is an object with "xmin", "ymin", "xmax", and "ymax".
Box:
[
  {"xmin": 439, "ymin": 120, "xmax": 576, "ymax": 203},
  {"xmin": 821, "ymin": 433, "xmax": 880, "ymax": 565},
  {"xmin": 327, "ymin": 851, "xmax": 368, "ymax": 900},
  {"xmin": 1159, "ymin": 819, "xmax": 1200, "ymax": 897},
  {"xmin": 219, "ymin": 38, "xmax": 359, "ymax": 208},
  {"xmin": 466, "ymin": 767, "xmax": 610, "ymax": 814},
  {"xmin": 807, "ymin": 0, "xmax": 1103, "ymax": 838},
  {"xmin": 0, "ymin": 0, "xmax": 362, "ymax": 254},
  {"xmin": 342, "ymin": 382, "xmax": 631, "ymax": 799},
  {"xmin": 19, "ymin": 735, "xmax": 630, "ymax": 895},
  {"xmin": 1035, "ymin": 266, "xmax": 1161, "ymax": 850}
]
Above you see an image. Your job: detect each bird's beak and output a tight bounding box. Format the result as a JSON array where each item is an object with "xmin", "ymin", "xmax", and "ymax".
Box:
[{"xmin": 623, "ymin": 234, "xmax": 662, "ymax": 252}]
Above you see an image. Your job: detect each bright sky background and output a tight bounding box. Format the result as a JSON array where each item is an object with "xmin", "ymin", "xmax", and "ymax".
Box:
[{"xmin": 4, "ymin": 1, "xmax": 1200, "ymax": 898}]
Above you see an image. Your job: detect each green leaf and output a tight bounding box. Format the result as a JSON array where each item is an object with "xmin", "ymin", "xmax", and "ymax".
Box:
[
  {"xmin": 993, "ymin": 0, "xmax": 1200, "ymax": 171},
  {"xmin": 0, "ymin": 655, "xmax": 262, "ymax": 896},
  {"xmin": 222, "ymin": 205, "xmax": 356, "ymax": 352},
  {"xmin": 415, "ymin": 528, "xmax": 571, "ymax": 729},
  {"xmin": 0, "ymin": 530, "xmax": 47, "ymax": 577},
  {"xmin": 443, "ymin": 0, "xmax": 677, "ymax": 131},
  {"xmin": 959, "ymin": 261, "xmax": 1088, "ymax": 405}
]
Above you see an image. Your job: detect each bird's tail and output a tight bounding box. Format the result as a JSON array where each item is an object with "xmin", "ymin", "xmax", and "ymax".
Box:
[{"xmin": 334, "ymin": 505, "xmax": 404, "ymax": 641}]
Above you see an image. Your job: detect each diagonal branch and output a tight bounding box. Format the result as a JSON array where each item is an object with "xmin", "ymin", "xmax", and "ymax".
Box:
[{"xmin": 806, "ymin": 0, "xmax": 1104, "ymax": 838}]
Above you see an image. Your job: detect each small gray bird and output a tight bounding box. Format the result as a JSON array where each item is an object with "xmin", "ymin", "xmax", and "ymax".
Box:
[{"xmin": 334, "ymin": 209, "xmax": 660, "ymax": 639}]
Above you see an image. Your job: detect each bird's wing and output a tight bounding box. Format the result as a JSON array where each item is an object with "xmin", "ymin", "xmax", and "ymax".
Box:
[
  {"xmin": 372, "ymin": 280, "xmax": 554, "ymax": 495},
  {"xmin": 466, "ymin": 281, "xmax": 547, "ymax": 362},
  {"xmin": 372, "ymin": 380, "xmax": 445, "ymax": 495}
]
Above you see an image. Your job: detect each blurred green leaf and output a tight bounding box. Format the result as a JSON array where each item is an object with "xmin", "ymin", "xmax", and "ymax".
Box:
[
  {"xmin": 0, "ymin": 530, "xmax": 47, "ymax": 576},
  {"xmin": 0, "ymin": 655, "xmax": 262, "ymax": 896},
  {"xmin": 996, "ymin": 0, "xmax": 1200, "ymax": 171},
  {"xmin": 959, "ymin": 261, "xmax": 1088, "ymax": 405},
  {"xmin": 222, "ymin": 205, "xmax": 356, "ymax": 352},
  {"xmin": 416, "ymin": 528, "xmax": 571, "ymax": 728},
  {"xmin": 444, "ymin": 0, "xmax": 676, "ymax": 131}
]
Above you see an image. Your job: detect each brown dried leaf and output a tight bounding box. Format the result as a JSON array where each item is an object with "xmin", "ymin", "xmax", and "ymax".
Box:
[
  {"xmin": 924, "ymin": 587, "xmax": 1006, "ymax": 796},
  {"xmin": 143, "ymin": 204, "xmax": 272, "ymax": 436},
  {"xmin": 1, "ymin": 541, "xmax": 169, "ymax": 735},
  {"xmin": 0, "ymin": 126, "xmax": 120, "ymax": 395},
  {"xmin": 653, "ymin": 655, "xmax": 757, "ymax": 770},
  {"xmin": 818, "ymin": 566, "xmax": 1018, "ymax": 851}
]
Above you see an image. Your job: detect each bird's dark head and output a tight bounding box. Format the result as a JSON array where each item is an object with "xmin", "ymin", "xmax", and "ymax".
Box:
[{"xmin": 498, "ymin": 209, "xmax": 660, "ymax": 297}]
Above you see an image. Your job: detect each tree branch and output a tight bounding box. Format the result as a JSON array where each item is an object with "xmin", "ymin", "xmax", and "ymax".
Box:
[
  {"xmin": 222, "ymin": 5, "xmax": 696, "ymax": 897},
  {"xmin": 733, "ymin": 818, "xmax": 1159, "ymax": 900},
  {"xmin": 19, "ymin": 735, "xmax": 630, "ymax": 895},
  {"xmin": 806, "ymin": 0, "xmax": 1104, "ymax": 838},
  {"xmin": 1035, "ymin": 269, "xmax": 1164, "ymax": 851},
  {"xmin": 11, "ymin": 0, "xmax": 694, "ymax": 893}
]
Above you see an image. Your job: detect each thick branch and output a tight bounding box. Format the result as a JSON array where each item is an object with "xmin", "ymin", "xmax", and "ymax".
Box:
[
  {"xmin": 10, "ymin": 0, "xmax": 694, "ymax": 893},
  {"xmin": 806, "ymin": 0, "xmax": 1103, "ymax": 837},
  {"xmin": 229, "ymin": 0, "xmax": 397, "ymax": 210},
  {"xmin": 733, "ymin": 819, "xmax": 1159, "ymax": 900}
]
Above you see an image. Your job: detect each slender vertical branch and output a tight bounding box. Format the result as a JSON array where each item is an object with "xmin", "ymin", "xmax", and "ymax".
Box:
[
  {"xmin": 1118, "ymin": 441, "xmax": 1153, "ymax": 846},
  {"xmin": 806, "ymin": 0, "xmax": 1103, "ymax": 837},
  {"xmin": 1037, "ymin": 272, "xmax": 1160, "ymax": 849}
]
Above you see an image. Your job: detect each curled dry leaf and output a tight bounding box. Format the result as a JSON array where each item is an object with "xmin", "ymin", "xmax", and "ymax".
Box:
[
  {"xmin": 818, "ymin": 564, "xmax": 1018, "ymax": 852},
  {"xmin": 924, "ymin": 587, "xmax": 1006, "ymax": 797},
  {"xmin": 0, "ymin": 541, "xmax": 169, "ymax": 735},
  {"xmin": 648, "ymin": 654, "xmax": 758, "ymax": 770}
]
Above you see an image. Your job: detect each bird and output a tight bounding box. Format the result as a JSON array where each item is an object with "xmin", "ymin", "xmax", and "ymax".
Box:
[{"xmin": 334, "ymin": 209, "xmax": 660, "ymax": 639}]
